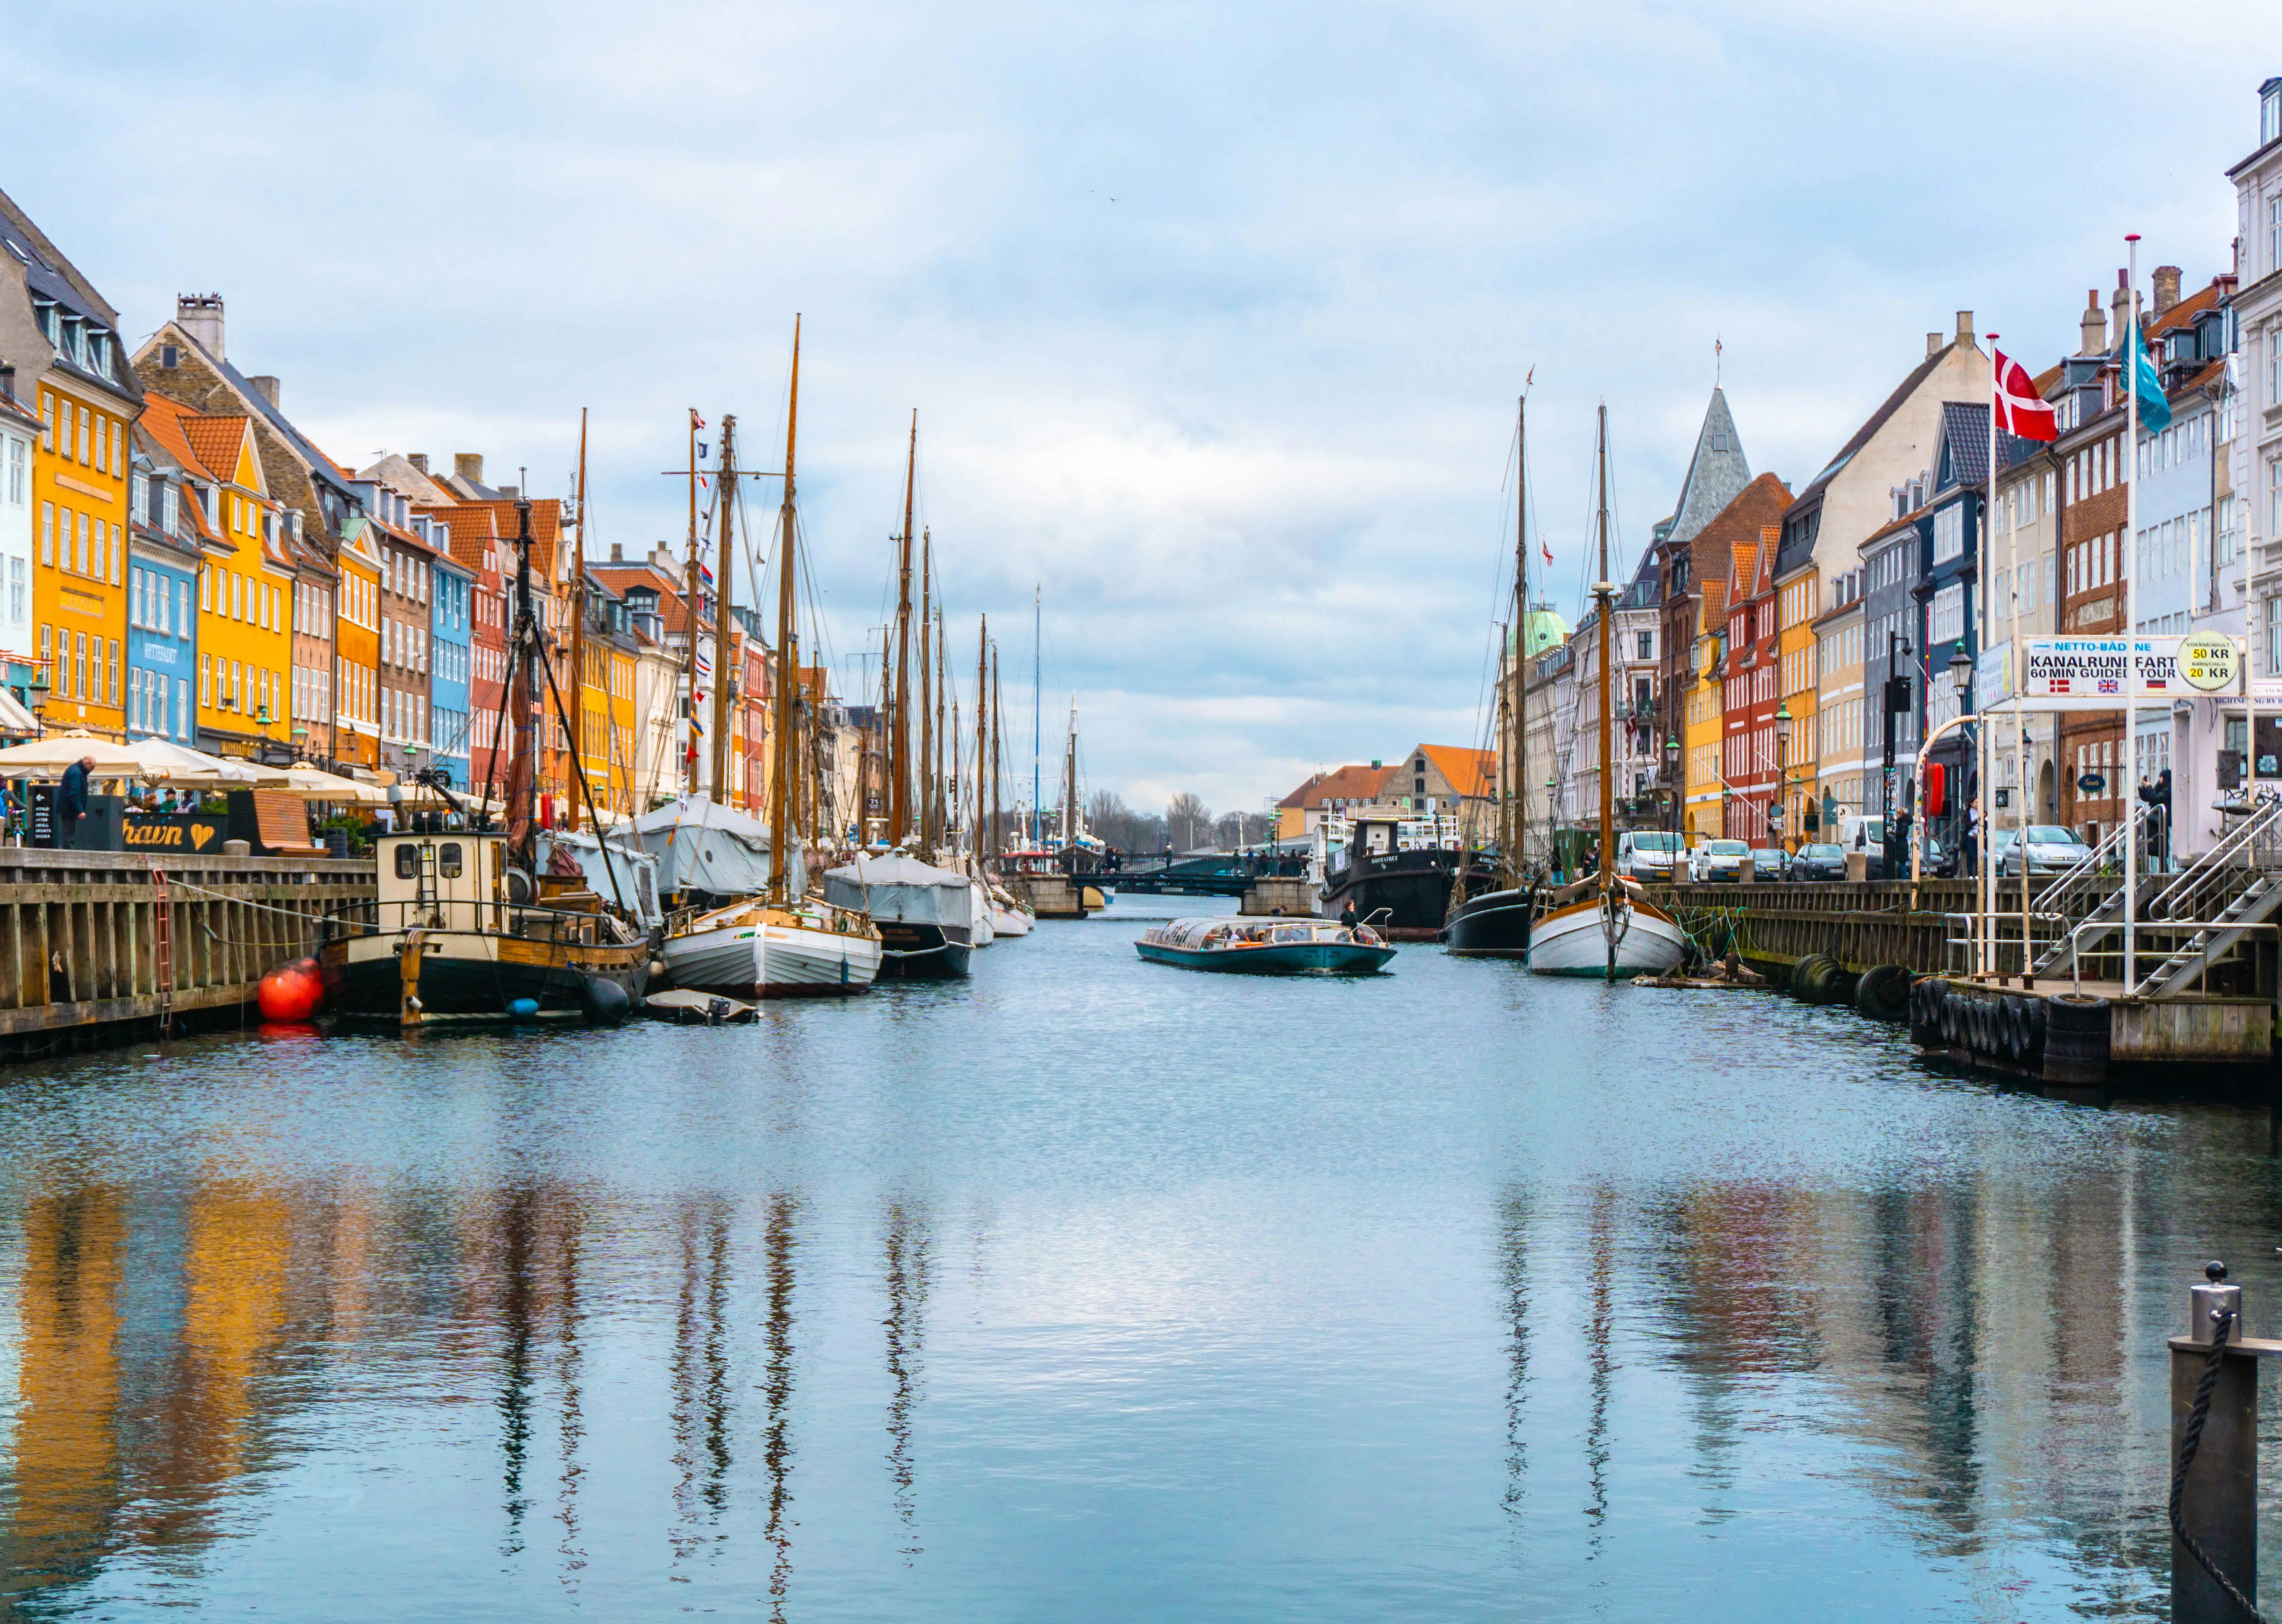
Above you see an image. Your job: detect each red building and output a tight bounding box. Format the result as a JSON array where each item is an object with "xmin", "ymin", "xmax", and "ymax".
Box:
[{"xmin": 1719, "ymin": 524, "xmax": 1782, "ymax": 840}]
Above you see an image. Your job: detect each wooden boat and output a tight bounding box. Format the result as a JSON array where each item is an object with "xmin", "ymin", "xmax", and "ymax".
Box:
[
  {"xmin": 1529, "ymin": 405, "xmax": 1687, "ymax": 981},
  {"xmin": 1136, "ymin": 916, "xmax": 1394, "ymax": 975},
  {"xmin": 1448, "ymin": 391, "xmax": 1537, "ymax": 959},
  {"xmin": 656, "ymin": 325, "xmax": 885, "ymax": 999},
  {"xmin": 1524, "ymin": 878, "xmax": 1686, "ymax": 976},
  {"xmin": 321, "ymin": 495, "xmax": 650, "ymax": 1027},
  {"xmin": 824, "ymin": 851, "xmax": 973, "ymax": 979}
]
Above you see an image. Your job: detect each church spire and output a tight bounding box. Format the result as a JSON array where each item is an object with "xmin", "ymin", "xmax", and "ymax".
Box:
[{"xmin": 1661, "ymin": 384, "xmax": 1751, "ymax": 549}]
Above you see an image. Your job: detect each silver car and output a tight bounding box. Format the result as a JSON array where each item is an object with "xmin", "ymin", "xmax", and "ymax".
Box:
[{"xmin": 1996, "ymin": 824, "xmax": 2093, "ymax": 876}]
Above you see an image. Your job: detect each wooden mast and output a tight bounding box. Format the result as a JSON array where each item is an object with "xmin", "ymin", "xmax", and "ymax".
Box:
[
  {"xmin": 976, "ymin": 615, "xmax": 989, "ymax": 863},
  {"xmin": 990, "ymin": 641, "xmax": 1003, "ymax": 862},
  {"xmin": 1595, "ymin": 403, "xmax": 1616, "ymax": 982},
  {"xmin": 709, "ymin": 416, "xmax": 738, "ymax": 803},
  {"xmin": 879, "ymin": 621, "xmax": 893, "ymax": 847},
  {"xmin": 918, "ymin": 532, "xmax": 934, "ymax": 853},
  {"xmin": 934, "ymin": 601, "xmax": 947, "ymax": 848},
  {"xmin": 891, "ymin": 413, "xmax": 916, "ymax": 844},
  {"xmin": 769, "ymin": 319, "xmax": 801, "ymax": 904},
  {"xmin": 1510, "ymin": 394, "xmax": 1527, "ymax": 888},
  {"xmin": 683, "ymin": 408, "xmax": 701, "ymax": 795},
  {"xmin": 567, "ymin": 407, "xmax": 588, "ymax": 833}
]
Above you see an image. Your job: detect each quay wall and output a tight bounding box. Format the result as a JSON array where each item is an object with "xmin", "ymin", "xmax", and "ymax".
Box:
[
  {"xmin": 1645, "ymin": 880, "xmax": 1984, "ymax": 978},
  {"xmin": 0, "ymin": 849, "xmax": 375, "ymax": 1060}
]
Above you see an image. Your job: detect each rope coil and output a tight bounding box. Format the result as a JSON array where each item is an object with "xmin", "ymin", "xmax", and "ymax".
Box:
[{"xmin": 2171, "ymin": 1306, "xmax": 2273, "ymax": 1622}]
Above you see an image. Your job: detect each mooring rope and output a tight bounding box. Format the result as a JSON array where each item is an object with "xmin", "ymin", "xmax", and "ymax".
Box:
[{"xmin": 2171, "ymin": 1305, "xmax": 2272, "ymax": 1622}]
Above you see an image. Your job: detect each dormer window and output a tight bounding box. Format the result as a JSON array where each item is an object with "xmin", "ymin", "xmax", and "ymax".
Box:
[
  {"xmin": 161, "ymin": 484, "xmax": 180, "ymax": 535},
  {"xmin": 131, "ymin": 472, "xmax": 149, "ymax": 524},
  {"xmin": 2264, "ymin": 77, "xmax": 2282, "ymax": 146}
]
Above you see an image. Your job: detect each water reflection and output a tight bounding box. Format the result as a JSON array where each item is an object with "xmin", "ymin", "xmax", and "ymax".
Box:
[
  {"xmin": 2, "ymin": 949, "xmax": 2280, "ymax": 1620},
  {"xmin": 883, "ymin": 1198, "xmax": 934, "ymax": 1559}
]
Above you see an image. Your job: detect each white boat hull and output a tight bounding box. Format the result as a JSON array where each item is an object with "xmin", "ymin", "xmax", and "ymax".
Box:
[
  {"xmin": 1527, "ymin": 895, "xmax": 1686, "ymax": 977},
  {"xmin": 662, "ymin": 915, "xmax": 883, "ymax": 998},
  {"xmin": 989, "ymin": 903, "xmax": 1032, "ymax": 938}
]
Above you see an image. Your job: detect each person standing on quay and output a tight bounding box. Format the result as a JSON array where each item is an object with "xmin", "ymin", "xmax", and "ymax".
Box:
[{"xmin": 57, "ymin": 755, "xmax": 95, "ymax": 849}]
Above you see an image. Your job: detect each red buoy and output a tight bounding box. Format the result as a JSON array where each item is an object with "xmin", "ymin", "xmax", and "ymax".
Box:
[{"xmin": 258, "ymin": 956, "xmax": 325, "ymax": 1022}]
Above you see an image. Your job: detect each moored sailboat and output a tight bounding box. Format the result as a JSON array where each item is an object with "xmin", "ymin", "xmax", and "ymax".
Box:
[
  {"xmin": 655, "ymin": 328, "xmax": 884, "ymax": 999},
  {"xmin": 1528, "ymin": 405, "xmax": 1685, "ymax": 979}
]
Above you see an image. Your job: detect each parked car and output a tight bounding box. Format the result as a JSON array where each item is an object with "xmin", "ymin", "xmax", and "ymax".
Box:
[
  {"xmin": 1698, "ymin": 839, "xmax": 1750, "ymax": 881},
  {"xmin": 1790, "ymin": 842, "xmax": 1847, "ymax": 881},
  {"xmin": 1746, "ymin": 847, "xmax": 1790, "ymax": 879},
  {"xmin": 1837, "ymin": 814, "xmax": 1889, "ymax": 879},
  {"xmin": 1995, "ymin": 824, "xmax": 2093, "ymax": 876},
  {"xmin": 1617, "ymin": 830, "xmax": 1685, "ymax": 881}
]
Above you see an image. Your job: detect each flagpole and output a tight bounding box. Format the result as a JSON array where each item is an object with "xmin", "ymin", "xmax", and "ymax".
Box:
[
  {"xmin": 2124, "ymin": 233, "xmax": 2141, "ymax": 993},
  {"xmin": 2005, "ymin": 347, "xmax": 2031, "ymax": 982}
]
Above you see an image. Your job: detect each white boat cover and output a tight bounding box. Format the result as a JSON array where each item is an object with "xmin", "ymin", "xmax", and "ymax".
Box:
[
  {"xmin": 537, "ymin": 829, "xmax": 664, "ymax": 928},
  {"xmin": 823, "ymin": 852, "xmax": 971, "ymax": 925},
  {"xmin": 631, "ymin": 794, "xmax": 802, "ymax": 898}
]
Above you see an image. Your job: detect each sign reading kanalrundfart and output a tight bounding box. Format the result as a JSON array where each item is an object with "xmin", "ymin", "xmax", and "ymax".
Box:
[{"xmin": 2018, "ymin": 636, "xmax": 2240, "ymax": 699}]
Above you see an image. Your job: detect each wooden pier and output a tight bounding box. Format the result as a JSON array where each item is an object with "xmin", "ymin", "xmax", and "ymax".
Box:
[{"xmin": 0, "ymin": 849, "xmax": 375, "ymax": 1059}]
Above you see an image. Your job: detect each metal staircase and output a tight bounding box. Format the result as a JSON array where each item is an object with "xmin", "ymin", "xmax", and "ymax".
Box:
[
  {"xmin": 2026, "ymin": 804, "xmax": 2149, "ymax": 979},
  {"xmin": 2128, "ymin": 795, "xmax": 2282, "ymax": 996}
]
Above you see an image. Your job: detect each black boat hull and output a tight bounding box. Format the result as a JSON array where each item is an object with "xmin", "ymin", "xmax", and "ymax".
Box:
[
  {"xmin": 1319, "ymin": 852, "xmax": 1465, "ymax": 935},
  {"xmin": 876, "ymin": 920, "xmax": 973, "ymax": 980},
  {"xmin": 320, "ymin": 935, "xmax": 649, "ymax": 1025},
  {"xmin": 1444, "ymin": 886, "xmax": 1533, "ymax": 957}
]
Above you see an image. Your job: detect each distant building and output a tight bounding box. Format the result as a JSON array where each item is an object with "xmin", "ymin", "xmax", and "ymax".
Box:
[{"xmin": 1274, "ymin": 762, "xmax": 1396, "ymax": 841}]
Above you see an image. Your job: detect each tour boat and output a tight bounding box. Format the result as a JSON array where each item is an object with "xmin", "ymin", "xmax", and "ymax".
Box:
[
  {"xmin": 1135, "ymin": 916, "xmax": 1394, "ymax": 975},
  {"xmin": 824, "ymin": 851, "xmax": 974, "ymax": 979},
  {"xmin": 1524, "ymin": 879, "xmax": 1686, "ymax": 977}
]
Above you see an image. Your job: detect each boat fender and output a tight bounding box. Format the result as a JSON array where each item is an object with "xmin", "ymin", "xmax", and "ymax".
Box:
[
  {"xmin": 506, "ymin": 996, "xmax": 541, "ymax": 1020},
  {"xmin": 257, "ymin": 956, "xmax": 325, "ymax": 1022},
  {"xmin": 579, "ymin": 975, "xmax": 631, "ymax": 1028},
  {"xmin": 650, "ymin": 959, "xmax": 670, "ymax": 982}
]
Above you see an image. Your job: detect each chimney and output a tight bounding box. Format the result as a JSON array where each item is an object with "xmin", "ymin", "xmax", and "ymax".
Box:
[
  {"xmin": 175, "ymin": 293, "xmax": 224, "ymax": 360},
  {"xmin": 1926, "ymin": 332, "xmax": 1941, "ymax": 359},
  {"xmin": 407, "ymin": 453, "xmax": 428, "ymax": 474},
  {"xmin": 499, "ymin": 484, "xmax": 519, "ymax": 500},
  {"xmin": 610, "ymin": 543, "xmax": 624, "ymax": 562},
  {"xmin": 2111, "ymin": 270, "xmax": 2133, "ymax": 349},
  {"xmin": 2080, "ymin": 289, "xmax": 2106, "ymax": 356},
  {"xmin": 1955, "ymin": 310, "xmax": 1974, "ymax": 345},
  {"xmin": 454, "ymin": 453, "xmax": 483, "ymax": 485},
  {"xmin": 247, "ymin": 375, "xmax": 280, "ymax": 409},
  {"xmin": 2153, "ymin": 264, "xmax": 2182, "ymax": 312}
]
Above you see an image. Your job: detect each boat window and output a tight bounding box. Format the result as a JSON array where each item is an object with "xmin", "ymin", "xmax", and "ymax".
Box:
[
  {"xmin": 1273, "ymin": 926, "xmax": 1305, "ymax": 942},
  {"xmin": 438, "ymin": 842, "xmax": 463, "ymax": 879},
  {"xmin": 393, "ymin": 844, "xmax": 419, "ymax": 879}
]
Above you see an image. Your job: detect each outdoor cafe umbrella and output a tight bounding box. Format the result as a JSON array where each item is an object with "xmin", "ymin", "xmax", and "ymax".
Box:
[
  {"xmin": 120, "ymin": 737, "xmax": 285, "ymax": 788},
  {"xmin": 278, "ymin": 763, "xmax": 388, "ymax": 804},
  {"xmin": 0, "ymin": 730, "xmax": 155, "ymax": 780}
]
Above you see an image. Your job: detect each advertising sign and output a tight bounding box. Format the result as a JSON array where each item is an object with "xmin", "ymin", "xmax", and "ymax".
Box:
[{"xmin": 2020, "ymin": 636, "xmax": 2239, "ymax": 700}]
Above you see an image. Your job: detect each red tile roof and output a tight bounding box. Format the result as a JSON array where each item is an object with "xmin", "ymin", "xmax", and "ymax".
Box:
[
  {"xmin": 1280, "ymin": 763, "xmax": 1396, "ymax": 809},
  {"xmin": 1418, "ymin": 743, "xmax": 1495, "ymax": 797},
  {"xmin": 181, "ymin": 414, "xmax": 255, "ymax": 489}
]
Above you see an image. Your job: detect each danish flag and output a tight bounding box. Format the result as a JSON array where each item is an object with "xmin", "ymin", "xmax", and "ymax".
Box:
[{"xmin": 1992, "ymin": 346, "xmax": 2058, "ymax": 442}]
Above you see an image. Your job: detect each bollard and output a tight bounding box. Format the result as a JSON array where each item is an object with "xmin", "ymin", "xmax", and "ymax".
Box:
[{"xmin": 2169, "ymin": 1260, "xmax": 2271, "ymax": 1623}]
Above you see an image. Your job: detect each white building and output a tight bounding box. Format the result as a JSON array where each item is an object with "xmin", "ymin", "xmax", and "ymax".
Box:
[
  {"xmin": 0, "ymin": 391, "xmax": 35, "ymax": 704},
  {"xmin": 2233, "ymin": 76, "xmax": 2282, "ymax": 787}
]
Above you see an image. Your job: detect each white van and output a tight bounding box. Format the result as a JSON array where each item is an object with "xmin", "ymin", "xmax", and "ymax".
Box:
[
  {"xmin": 1836, "ymin": 814, "xmax": 1887, "ymax": 879},
  {"xmin": 1617, "ymin": 830, "xmax": 1685, "ymax": 881}
]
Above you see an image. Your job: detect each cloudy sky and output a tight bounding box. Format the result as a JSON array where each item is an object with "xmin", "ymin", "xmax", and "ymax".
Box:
[{"xmin": 13, "ymin": 1, "xmax": 2280, "ymax": 816}]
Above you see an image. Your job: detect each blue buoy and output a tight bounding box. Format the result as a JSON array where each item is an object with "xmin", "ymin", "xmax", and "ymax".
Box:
[{"xmin": 506, "ymin": 997, "xmax": 541, "ymax": 1020}]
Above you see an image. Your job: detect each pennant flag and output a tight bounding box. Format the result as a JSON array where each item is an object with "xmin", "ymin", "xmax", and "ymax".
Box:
[
  {"xmin": 1541, "ymin": 538, "xmax": 1553, "ymax": 568},
  {"xmin": 2131, "ymin": 322, "xmax": 2172, "ymax": 435},
  {"xmin": 698, "ymin": 559, "xmax": 716, "ymax": 588},
  {"xmin": 697, "ymin": 442, "xmax": 710, "ymax": 461},
  {"xmin": 1991, "ymin": 347, "xmax": 2057, "ymax": 442}
]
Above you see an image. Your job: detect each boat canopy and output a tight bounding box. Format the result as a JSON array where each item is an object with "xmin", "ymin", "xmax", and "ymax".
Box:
[
  {"xmin": 631, "ymin": 794, "xmax": 802, "ymax": 898},
  {"xmin": 537, "ymin": 829, "xmax": 664, "ymax": 928},
  {"xmin": 823, "ymin": 852, "xmax": 971, "ymax": 925}
]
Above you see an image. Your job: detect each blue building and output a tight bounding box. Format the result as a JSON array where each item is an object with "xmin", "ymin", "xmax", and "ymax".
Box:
[
  {"xmin": 125, "ymin": 424, "xmax": 204, "ymax": 742},
  {"xmin": 430, "ymin": 545, "xmax": 474, "ymax": 787}
]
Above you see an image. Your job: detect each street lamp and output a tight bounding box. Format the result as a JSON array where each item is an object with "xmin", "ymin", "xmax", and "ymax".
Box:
[
  {"xmin": 1664, "ymin": 733, "xmax": 1681, "ymax": 837},
  {"xmin": 1947, "ymin": 639, "xmax": 1973, "ymax": 701},
  {"xmin": 1774, "ymin": 701, "xmax": 1793, "ymax": 847}
]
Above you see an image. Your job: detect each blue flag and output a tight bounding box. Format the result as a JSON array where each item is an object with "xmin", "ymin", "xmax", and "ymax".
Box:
[{"xmin": 2132, "ymin": 320, "xmax": 2172, "ymax": 435}]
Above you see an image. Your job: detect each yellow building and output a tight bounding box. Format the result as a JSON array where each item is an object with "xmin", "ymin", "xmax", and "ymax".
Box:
[
  {"xmin": 1773, "ymin": 567, "xmax": 1820, "ymax": 842},
  {"xmin": 139, "ymin": 399, "xmax": 294, "ymax": 757},
  {"xmin": 1682, "ymin": 578, "xmax": 1727, "ymax": 839},
  {"xmin": 30, "ymin": 319, "xmax": 137, "ymax": 738}
]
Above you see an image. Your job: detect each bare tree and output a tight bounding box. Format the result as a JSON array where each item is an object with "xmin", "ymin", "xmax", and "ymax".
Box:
[{"xmin": 1166, "ymin": 791, "xmax": 1212, "ymax": 852}]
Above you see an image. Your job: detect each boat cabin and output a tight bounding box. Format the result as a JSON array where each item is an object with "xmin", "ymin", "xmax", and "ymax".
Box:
[{"xmin": 372, "ymin": 829, "xmax": 625, "ymax": 946}]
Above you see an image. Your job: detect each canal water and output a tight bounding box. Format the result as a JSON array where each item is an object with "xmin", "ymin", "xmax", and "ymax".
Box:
[{"xmin": 2, "ymin": 896, "xmax": 2280, "ymax": 1620}]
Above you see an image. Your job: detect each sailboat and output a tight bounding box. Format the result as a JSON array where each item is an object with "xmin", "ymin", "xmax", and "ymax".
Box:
[
  {"xmin": 983, "ymin": 634, "xmax": 1033, "ymax": 937},
  {"xmin": 320, "ymin": 497, "xmax": 652, "ymax": 1025},
  {"xmin": 825, "ymin": 411, "xmax": 976, "ymax": 979},
  {"xmin": 1527, "ymin": 406, "xmax": 1687, "ymax": 979},
  {"xmin": 1449, "ymin": 394, "xmax": 1538, "ymax": 958},
  {"xmin": 658, "ymin": 330, "xmax": 885, "ymax": 999}
]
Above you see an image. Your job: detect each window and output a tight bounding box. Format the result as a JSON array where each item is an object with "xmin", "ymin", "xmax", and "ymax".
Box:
[
  {"xmin": 1931, "ymin": 582, "xmax": 1965, "ymax": 645},
  {"xmin": 76, "ymin": 405, "xmax": 89, "ymax": 464},
  {"xmin": 39, "ymin": 500, "xmax": 51, "ymax": 566},
  {"xmin": 5, "ymin": 437, "xmax": 22, "ymax": 504},
  {"xmin": 9, "ymin": 558, "xmax": 23, "ymax": 626},
  {"xmin": 73, "ymin": 631, "xmax": 85, "ymax": 700},
  {"xmin": 1933, "ymin": 503, "xmax": 1964, "ymax": 564},
  {"xmin": 1636, "ymin": 631, "xmax": 1653, "ymax": 660},
  {"xmin": 200, "ymin": 653, "xmax": 210, "ymax": 707}
]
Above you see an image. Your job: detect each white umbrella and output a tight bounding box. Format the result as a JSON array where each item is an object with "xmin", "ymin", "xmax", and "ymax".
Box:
[
  {"xmin": 279, "ymin": 763, "xmax": 388, "ymax": 804},
  {"xmin": 0, "ymin": 730, "xmax": 153, "ymax": 780},
  {"xmin": 122, "ymin": 737, "xmax": 286, "ymax": 787}
]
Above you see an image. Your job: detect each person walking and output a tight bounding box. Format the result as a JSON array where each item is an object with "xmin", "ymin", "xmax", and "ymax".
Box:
[
  {"xmin": 56, "ymin": 755, "xmax": 95, "ymax": 849},
  {"xmin": 1964, "ymin": 796, "xmax": 1981, "ymax": 879}
]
